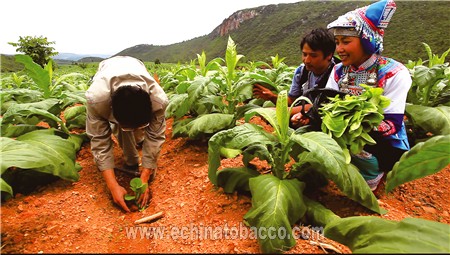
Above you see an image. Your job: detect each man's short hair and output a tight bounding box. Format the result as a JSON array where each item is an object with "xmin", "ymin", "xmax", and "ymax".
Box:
[
  {"xmin": 111, "ymin": 85, "xmax": 152, "ymax": 128},
  {"xmin": 300, "ymin": 28, "xmax": 336, "ymax": 58}
]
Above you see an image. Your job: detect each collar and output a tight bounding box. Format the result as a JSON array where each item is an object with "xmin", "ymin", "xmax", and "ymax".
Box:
[{"xmin": 349, "ymin": 54, "xmax": 378, "ymax": 72}]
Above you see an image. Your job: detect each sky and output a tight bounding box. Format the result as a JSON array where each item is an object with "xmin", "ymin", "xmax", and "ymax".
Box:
[{"xmin": 0, "ymin": 0, "xmax": 301, "ymax": 56}]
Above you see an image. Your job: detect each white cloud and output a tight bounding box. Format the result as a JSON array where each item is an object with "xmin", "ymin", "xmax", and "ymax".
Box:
[{"xmin": 0, "ymin": 0, "xmax": 300, "ymax": 55}]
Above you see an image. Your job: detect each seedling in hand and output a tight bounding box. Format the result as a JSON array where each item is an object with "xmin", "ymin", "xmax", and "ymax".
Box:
[{"xmin": 124, "ymin": 178, "xmax": 148, "ymax": 212}]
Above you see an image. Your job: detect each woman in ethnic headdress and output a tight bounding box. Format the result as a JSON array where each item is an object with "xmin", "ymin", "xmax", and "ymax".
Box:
[{"xmin": 326, "ymin": 0, "xmax": 412, "ymax": 192}]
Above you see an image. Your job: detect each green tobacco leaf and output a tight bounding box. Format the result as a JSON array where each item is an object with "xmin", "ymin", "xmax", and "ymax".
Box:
[
  {"xmin": 67, "ymin": 133, "xmax": 88, "ymax": 152},
  {"xmin": 171, "ymin": 118, "xmax": 194, "ymax": 138},
  {"xmin": 15, "ymin": 55, "xmax": 51, "ymax": 98},
  {"xmin": 245, "ymin": 107, "xmax": 277, "ymax": 132},
  {"xmin": 291, "ymin": 132, "xmax": 381, "ymax": 213},
  {"xmin": 275, "ymin": 90, "xmax": 289, "ymax": 142},
  {"xmin": 185, "ymin": 113, "xmax": 235, "ymax": 139},
  {"xmin": 217, "ymin": 167, "xmax": 260, "ymax": 193},
  {"xmin": 63, "ymin": 105, "xmax": 86, "ymax": 129},
  {"xmin": 2, "ymin": 103, "xmax": 69, "ymax": 133},
  {"xmin": 247, "ymin": 73, "xmax": 278, "ymax": 91},
  {"xmin": 325, "ymin": 216, "xmax": 450, "ymax": 253},
  {"xmin": 130, "ymin": 177, "xmax": 143, "ymax": 189},
  {"xmin": 16, "ymin": 129, "xmax": 80, "ymax": 181},
  {"xmin": 406, "ymin": 104, "xmax": 450, "ymax": 135},
  {"xmin": 165, "ymin": 93, "xmax": 190, "ymax": 119},
  {"xmin": 219, "ymin": 147, "xmax": 242, "ymax": 158},
  {"xmin": 413, "ymin": 65, "xmax": 445, "ymax": 89},
  {"xmin": 303, "ymin": 197, "xmax": 341, "ymax": 228},
  {"xmin": 186, "ymin": 77, "xmax": 209, "ymax": 105},
  {"xmin": 0, "ymin": 124, "xmax": 46, "ymax": 138},
  {"xmin": 0, "ymin": 130, "xmax": 80, "ymax": 196},
  {"xmin": 242, "ymin": 144, "xmax": 274, "ymax": 167},
  {"xmin": 386, "ymin": 135, "xmax": 450, "ymax": 192},
  {"xmin": 208, "ymin": 123, "xmax": 274, "ymax": 186},
  {"xmin": 244, "ymin": 175, "xmax": 305, "ymax": 254},
  {"xmin": 124, "ymin": 194, "xmax": 135, "ymax": 201},
  {"xmin": 1, "ymin": 137, "xmax": 55, "ymax": 175},
  {"xmin": 0, "ymin": 178, "xmax": 13, "ymax": 196}
]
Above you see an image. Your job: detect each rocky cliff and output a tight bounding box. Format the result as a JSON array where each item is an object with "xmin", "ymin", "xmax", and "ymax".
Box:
[{"xmin": 212, "ymin": 9, "xmax": 260, "ymax": 37}]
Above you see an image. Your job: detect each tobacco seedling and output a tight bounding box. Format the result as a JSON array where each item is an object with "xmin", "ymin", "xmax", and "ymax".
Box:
[{"xmin": 124, "ymin": 177, "xmax": 148, "ymax": 211}]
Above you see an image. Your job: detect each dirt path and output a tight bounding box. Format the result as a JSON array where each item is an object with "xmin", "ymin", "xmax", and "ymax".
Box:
[{"xmin": 1, "ymin": 118, "xmax": 449, "ymax": 253}]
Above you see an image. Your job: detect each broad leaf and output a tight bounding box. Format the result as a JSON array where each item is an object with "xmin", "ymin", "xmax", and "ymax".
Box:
[
  {"xmin": 2, "ymin": 103, "xmax": 69, "ymax": 133},
  {"xmin": 291, "ymin": 132, "xmax": 381, "ymax": 213},
  {"xmin": 0, "ymin": 124, "xmax": 45, "ymax": 138},
  {"xmin": 405, "ymin": 104, "xmax": 450, "ymax": 135},
  {"xmin": 208, "ymin": 123, "xmax": 275, "ymax": 185},
  {"xmin": 15, "ymin": 55, "xmax": 52, "ymax": 98},
  {"xmin": 386, "ymin": 135, "xmax": 450, "ymax": 192},
  {"xmin": 0, "ymin": 129, "xmax": 81, "ymax": 196},
  {"xmin": 413, "ymin": 64, "xmax": 445, "ymax": 89},
  {"xmin": 244, "ymin": 175, "xmax": 306, "ymax": 254},
  {"xmin": 217, "ymin": 167, "xmax": 260, "ymax": 193},
  {"xmin": 303, "ymin": 197, "xmax": 341, "ymax": 228},
  {"xmin": 186, "ymin": 113, "xmax": 234, "ymax": 139},
  {"xmin": 325, "ymin": 216, "xmax": 450, "ymax": 253},
  {"xmin": 63, "ymin": 105, "xmax": 86, "ymax": 129}
]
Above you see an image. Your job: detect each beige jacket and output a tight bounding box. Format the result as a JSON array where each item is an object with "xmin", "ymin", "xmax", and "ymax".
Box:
[{"xmin": 85, "ymin": 56, "xmax": 168, "ymax": 170}]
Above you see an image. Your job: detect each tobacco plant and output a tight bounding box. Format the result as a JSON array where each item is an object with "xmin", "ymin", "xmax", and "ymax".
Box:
[
  {"xmin": 405, "ymin": 43, "xmax": 450, "ymax": 144},
  {"xmin": 1, "ymin": 129, "xmax": 83, "ymax": 199},
  {"xmin": 208, "ymin": 90, "xmax": 381, "ymax": 253},
  {"xmin": 164, "ymin": 36, "xmax": 293, "ymax": 140},
  {"xmin": 124, "ymin": 178, "xmax": 148, "ymax": 212}
]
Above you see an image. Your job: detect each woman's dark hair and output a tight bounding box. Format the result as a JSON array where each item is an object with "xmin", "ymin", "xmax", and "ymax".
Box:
[
  {"xmin": 111, "ymin": 85, "xmax": 152, "ymax": 128},
  {"xmin": 300, "ymin": 28, "xmax": 336, "ymax": 58}
]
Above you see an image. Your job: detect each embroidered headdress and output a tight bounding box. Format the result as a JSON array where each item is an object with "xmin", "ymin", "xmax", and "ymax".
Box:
[{"xmin": 327, "ymin": 0, "xmax": 396, "ymax": 54}]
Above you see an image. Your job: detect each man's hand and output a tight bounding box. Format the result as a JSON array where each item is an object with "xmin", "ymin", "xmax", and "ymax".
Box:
[
  {"xmin": 290, "ymin": 112, "xmax": 310, "ymax": 128},
  {"xmin": 253, "ymin": 84, "xmax": 277, "ymax": 103},
  {"xmin": 137, "ymin": 168, "xmax": 154, "ymax": 208},
  {"xmin": 102, "ymin": 169, "xmax": 131, "ymax": 212}
]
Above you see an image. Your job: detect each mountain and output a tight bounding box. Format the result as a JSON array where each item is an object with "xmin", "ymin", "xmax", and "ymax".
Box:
[
  {"xmin": 115, "ymin": 1, "xmax": 450, "ymax": 66},
  {"xmin": 53, "ymin": 53, "xmax": 111, "ymax": 61}
]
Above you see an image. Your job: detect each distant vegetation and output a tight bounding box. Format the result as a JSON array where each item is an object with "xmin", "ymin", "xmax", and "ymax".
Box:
[
  {"xmin": 115, "ymin": 1, "xmax": 450, "ymax": 66},
  {"xmin": 2, "ymin": 1, "xmax": 448, "ymax": 72},
  {"xmin": 1, "ymin": 55, "xmax": 24, "ymax": 72}
]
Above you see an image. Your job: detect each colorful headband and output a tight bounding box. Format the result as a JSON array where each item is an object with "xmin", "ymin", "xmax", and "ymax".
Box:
[{"xmin": 327, "ymin": 0, "xmax": 396, "ymax": 54}]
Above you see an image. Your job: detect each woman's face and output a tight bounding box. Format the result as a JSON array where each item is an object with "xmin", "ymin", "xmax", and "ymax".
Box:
[{"xmin": 334, "ymin": 35, "xmax": 371, "ymax": 67}]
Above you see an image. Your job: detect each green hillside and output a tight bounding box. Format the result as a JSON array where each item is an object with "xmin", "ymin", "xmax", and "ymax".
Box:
[
  {"xmin": 1, "ymin": 55, "xmax": 24, "ymax": 73},
  {"xmin": 115, "ymin": 1, "xmax": 450, "ymax": 66}
]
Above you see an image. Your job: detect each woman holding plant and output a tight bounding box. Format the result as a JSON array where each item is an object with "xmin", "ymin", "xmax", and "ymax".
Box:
[{"xmin": 325, "ymin": 0, "xmax": 412, "ymax": 191}]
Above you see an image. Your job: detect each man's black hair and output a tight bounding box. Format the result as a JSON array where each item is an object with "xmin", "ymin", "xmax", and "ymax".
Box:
[
  {"xmin": 300, "ymin": 28, "xmax": 336, "ymax": 58},
  {"xmin": 111, "ymin": 85, "xmax": 152, "ymax": 128}
]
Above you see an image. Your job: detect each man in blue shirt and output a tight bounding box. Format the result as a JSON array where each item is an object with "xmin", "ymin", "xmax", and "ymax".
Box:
[{"xmin": 253, "ymin": 28, "xmax": 338, "ymax": 128}]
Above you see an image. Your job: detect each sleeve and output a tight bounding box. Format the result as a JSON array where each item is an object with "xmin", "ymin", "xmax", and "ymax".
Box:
[
  {"xmin": 85, "ymin": 103, "xmax": 115, "ymax": 171},
  {"xmin": 325, "ymin": 67, "xmax": 339, "ymax": 90},
  {"xmin": 376, "ymin": 67, "xmax": 412, "ymax": 136},
  {"xmin": 141, "ymin": 88, "xmax": 169, "ymax": 169},
  {"xmin": 288, "ymin": 65, "xmax": 304, "ymax": 98},
  {"xmin": 381, "ymin": 68, "xmax": 411, "ymax": 115}
]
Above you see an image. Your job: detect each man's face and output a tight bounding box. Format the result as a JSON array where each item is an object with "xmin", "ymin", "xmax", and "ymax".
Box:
[{"xmin": 301, "ymin": 43, "xmax": 331, "ymax": 75}]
